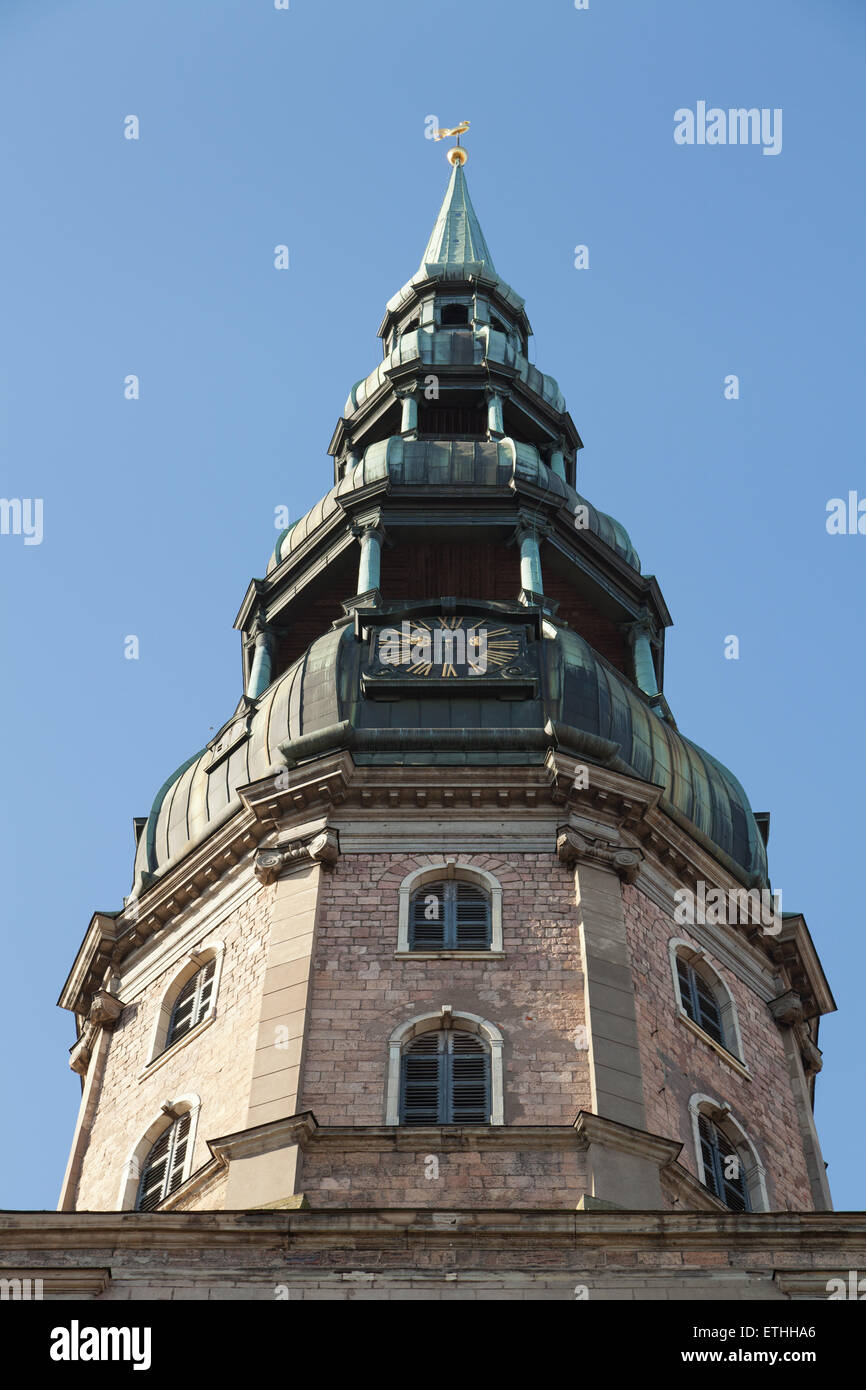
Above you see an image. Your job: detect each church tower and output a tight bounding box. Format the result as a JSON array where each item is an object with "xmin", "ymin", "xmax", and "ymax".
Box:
[{"xmin": 51, "ymin": 144, "xmax": 847, "ymax": 1298}]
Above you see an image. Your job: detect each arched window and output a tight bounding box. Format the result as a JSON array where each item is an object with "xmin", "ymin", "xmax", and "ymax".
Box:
[
  {"xmin": 490, "ymin": 316, "xmax": 508, "ymax": 334},
  {"xmin": 669, "ymin": 940, "xmax": 745, "ymax": 1064},
  {"xmin": 135, "ymin": 1113, "xmax": 192, "ymax": 1211},
  {"xmin": 409, "ymin": 880, "xmax": 491, "ymax": 950},
  {"xmin": 386, "ymin": 1010, "xmax": 505, "ymax": 1124},
  {"xmin": 441, "ymin": 303, "xmax": 469, "ymax": 326},
  {"xmin": 688, "ymin": 1094, "xmax": 769, "ymax": 1212},
  {"xmin": 697, "ymin": 1113, "xmax": 751, "ymax": 1212},
  {"xmin": 401, "ymin": 1029, "xmax": 490, "ymax": 1124},
  {"xmin": 396, "ymin": 862, "xmax": 503, "ymax": 955},
  {"xmin": 117, "ymin": 1095, "xmax": 201, "ymax": 1210},
  {"xmin": 167, "ymin": 959, "xmax": 216, "ymax": 1048},
  {"xmin": 676, "ymin": 955, "xmax": 723, "ymax": 1044},
  {"xmin": 144, "ymin": 945, "xmax": 224, "ymax": 1068}
]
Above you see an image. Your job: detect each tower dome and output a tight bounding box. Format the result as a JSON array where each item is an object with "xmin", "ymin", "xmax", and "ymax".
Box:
[{"xmin": 131, "ymin": 156, "xmax": 766, "ymax": 898}]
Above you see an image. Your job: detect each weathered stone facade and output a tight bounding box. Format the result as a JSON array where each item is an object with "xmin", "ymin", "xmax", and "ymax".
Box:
[
  {"xmin": 3, "ymin": 1210, "xmax": 865, "ymax": 1302},
  {"xmin": 56, "ymin": 805, "xmax": 829, "ymax": 1224},
  {"xmin": 625, "ymin": 885, "xmax": 815, "ymax": 1212},
  {"xmin": 300, "ymin": 851, "xmax": 589, "ymax": 1127}
]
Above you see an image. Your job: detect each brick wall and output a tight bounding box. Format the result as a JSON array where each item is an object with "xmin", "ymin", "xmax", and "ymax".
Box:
[
  {"xmin": 71, "ymin": 882, "xmax": 273, "ymax": 1211},
  {"xmin": 623, "ymin": 883, "xmax": 814, "ymax": 1211},
  {"xmin": 299, "ymin": 1140, "xmax": 587, "ymax": 1208},
  {"xmin": 298, "ymin": 851, "xmax": 590, "ymax": 1130}
]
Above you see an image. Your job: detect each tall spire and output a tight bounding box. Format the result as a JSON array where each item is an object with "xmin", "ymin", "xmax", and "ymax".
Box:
[{"xmin": 419, "ymin": 160, "xmax": 496, "ymax": 273}]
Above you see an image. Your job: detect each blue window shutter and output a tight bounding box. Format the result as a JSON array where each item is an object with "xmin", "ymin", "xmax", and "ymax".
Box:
[
  {"xmin": 447, "ymin": 1032, "xmax": 490, "ymax": 1122},
  {"xmin": 452, "ymin": 883, "xmax": 491, "ymax": 948},
  {"xmin": 409, "ymin": 884, "xmax": 446, "ymax": 949},
  {"xmin": 698, "ymin": 1115, "xmax": 750, "ymax": 1212},
  {"xmin": 409, "ymin": 881, "xmax": 491, "ymax": 950},
  {"xmin": 678, "ymin": 956, "xmax": 724, "ymax": 1048},
  {"xmin": 401, "ymin": 1033, "xmax": 443, "ymax": 1123},
  {"xmin": 400, "ymin": 1030, "xmax": 491, "ymax": 1124}
]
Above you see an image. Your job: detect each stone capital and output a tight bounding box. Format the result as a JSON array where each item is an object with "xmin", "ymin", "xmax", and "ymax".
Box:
[
  {"xmin": 621, "ymin": 613, "xmax": 657, "ymax": 646},
  {"xmin": 510, "ymin": 517, "xmax": 549, "ymax": 547},
  {"xmin": 254, "ymin": 828, "xmax": 340, "ymax": 883},
  {"xmin": 556, "ymin": 826, "xmax": 643, "ymax": 883},
  {"xmin": 350, "ymin": 518, "xmax": 386, "ymax": 544}
]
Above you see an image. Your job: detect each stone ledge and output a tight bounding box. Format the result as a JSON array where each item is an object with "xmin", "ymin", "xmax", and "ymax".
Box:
[{"xmin": 2, "ymin": 1209, "xmax": 865, "ymax": 1253}]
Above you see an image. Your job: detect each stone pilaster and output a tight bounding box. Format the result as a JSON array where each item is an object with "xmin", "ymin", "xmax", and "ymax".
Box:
[
  {"xmin": 224, "ymin": 838, "xmax": 335, "ymax": 1207},
  {"xmin": 564, "ymin": 839, "xmax": 647, "ymax": 1131}
]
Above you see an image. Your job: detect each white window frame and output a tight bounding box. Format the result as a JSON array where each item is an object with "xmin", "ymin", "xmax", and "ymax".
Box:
[
  {"xmin": 117, "ymin": 1094, "xmax": 201, "ymax": 1210},
  {"xmin": 385, "ymin": 1008, "xmax": 505, "ymax": 1125},
  {"xmin": 669, "ymin": 937, "xmax": 746, "ymax": 1067},
  {"xmin": 396, "ymin": 862, "xmax": 503, "ymax": 956},
  {"xmin": 142, "ymin": 942, "xmax": 225, "ymax": 1071},
  {"xmin": 688, "ymin": 1092, "xmax": 769, "ymax": 1212}
]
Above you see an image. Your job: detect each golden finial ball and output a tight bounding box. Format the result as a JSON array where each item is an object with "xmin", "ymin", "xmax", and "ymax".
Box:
[{"xmin": 447, "ymin": 146, "xmax": 467, "ymax": 166}]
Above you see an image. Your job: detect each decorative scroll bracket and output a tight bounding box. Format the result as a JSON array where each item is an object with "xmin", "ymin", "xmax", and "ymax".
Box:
[
  {"xmin": 556, "ymin": 826, "xmax": 643, "ymax": 884},
  {"xmin": 254, "ymin": 828, "xmax": 340, "ymax": 884}
]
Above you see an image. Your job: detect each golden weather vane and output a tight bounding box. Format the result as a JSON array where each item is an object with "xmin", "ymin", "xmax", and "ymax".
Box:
[{"xmin": 433, "ymin": 119, "xmax": 470, "ymax": 165}]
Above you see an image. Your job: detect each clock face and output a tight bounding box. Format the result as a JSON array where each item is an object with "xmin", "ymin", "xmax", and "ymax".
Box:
[{"xmin": 372, "ymin": 617, "xmax": 523, "ymax": 680}]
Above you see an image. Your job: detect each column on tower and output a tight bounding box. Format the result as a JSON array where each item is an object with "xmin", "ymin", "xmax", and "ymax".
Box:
[
  {"xmin": 246, "ymin": 629, "xmax": 274, "ymax": 699},
  {"xmin": 516, "ymin": 523, "xmax": 544, "ymax": 595},
  {"xmin": 625, "ymin": 620, "xmax": 660, "ymax": 697},
  {"xmin": 354, "ymin": 522, "xmax": 385, "ymax": 595}
]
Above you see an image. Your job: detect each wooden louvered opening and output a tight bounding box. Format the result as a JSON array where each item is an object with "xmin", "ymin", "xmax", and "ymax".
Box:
[
  {"xmin": 409, "ymin": 880, "xmax": 491, "ymax": 951},
  {"xmin": 135, "ymin": 1112, "xmax": 192, "ymax": 1212},
  {"xmin": 166, "ymin": 959, "xmax": 216, "ymax": 1048},
  {"xmin": 400, "ymin": 1030, "xmax": 490, "ymax": 1125},
  {"xmin": 677, "ymin": 956, "xmax": 724, "ymax": 1047},
  {"xmin": 418, "ymin": 402, "xmax": 486, "ymax": 437},
  {"xmin": 698, "ymin": 1114, "xmax": 751, "ymax": 1212}
]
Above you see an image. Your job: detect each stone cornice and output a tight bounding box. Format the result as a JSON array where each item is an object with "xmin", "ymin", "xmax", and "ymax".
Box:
[
  {"xmin": 572, "ymin": 1112, "xmax": 682, "ymax": 1169},
  {"xmin": 57, "ymin": 912, "xmax": 120, "ymax": 1016},
  {"xmin": 304, "ymin": 1125, "xmax": 587, "ymax": 1153},
  {"xmin": 2, "ymin": 1210, "xmax": 865, "ymax": 1254},
  {"xmin": 634, "ymin": 861, "xmax": 782, "ymax": 1003},
  {"xmin": 208, "ymin": 1113, "xmax": 319, "ymax": 1166},
  {"xmin": 59, "ymin": 741, "xmax": 832, "ymax": 1032},
  {"xmin": 768, "ymin": 915, "xmax": 836, "ymax": 1020},
  {"xmin": 57, "ymin": 809, "xmax": 268, "ymax": 1016}
]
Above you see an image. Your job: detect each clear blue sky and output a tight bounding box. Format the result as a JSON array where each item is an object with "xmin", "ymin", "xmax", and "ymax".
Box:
[{"xmin": 1, "ymin": 0, "xmax": 863, "ymax": 1211}]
